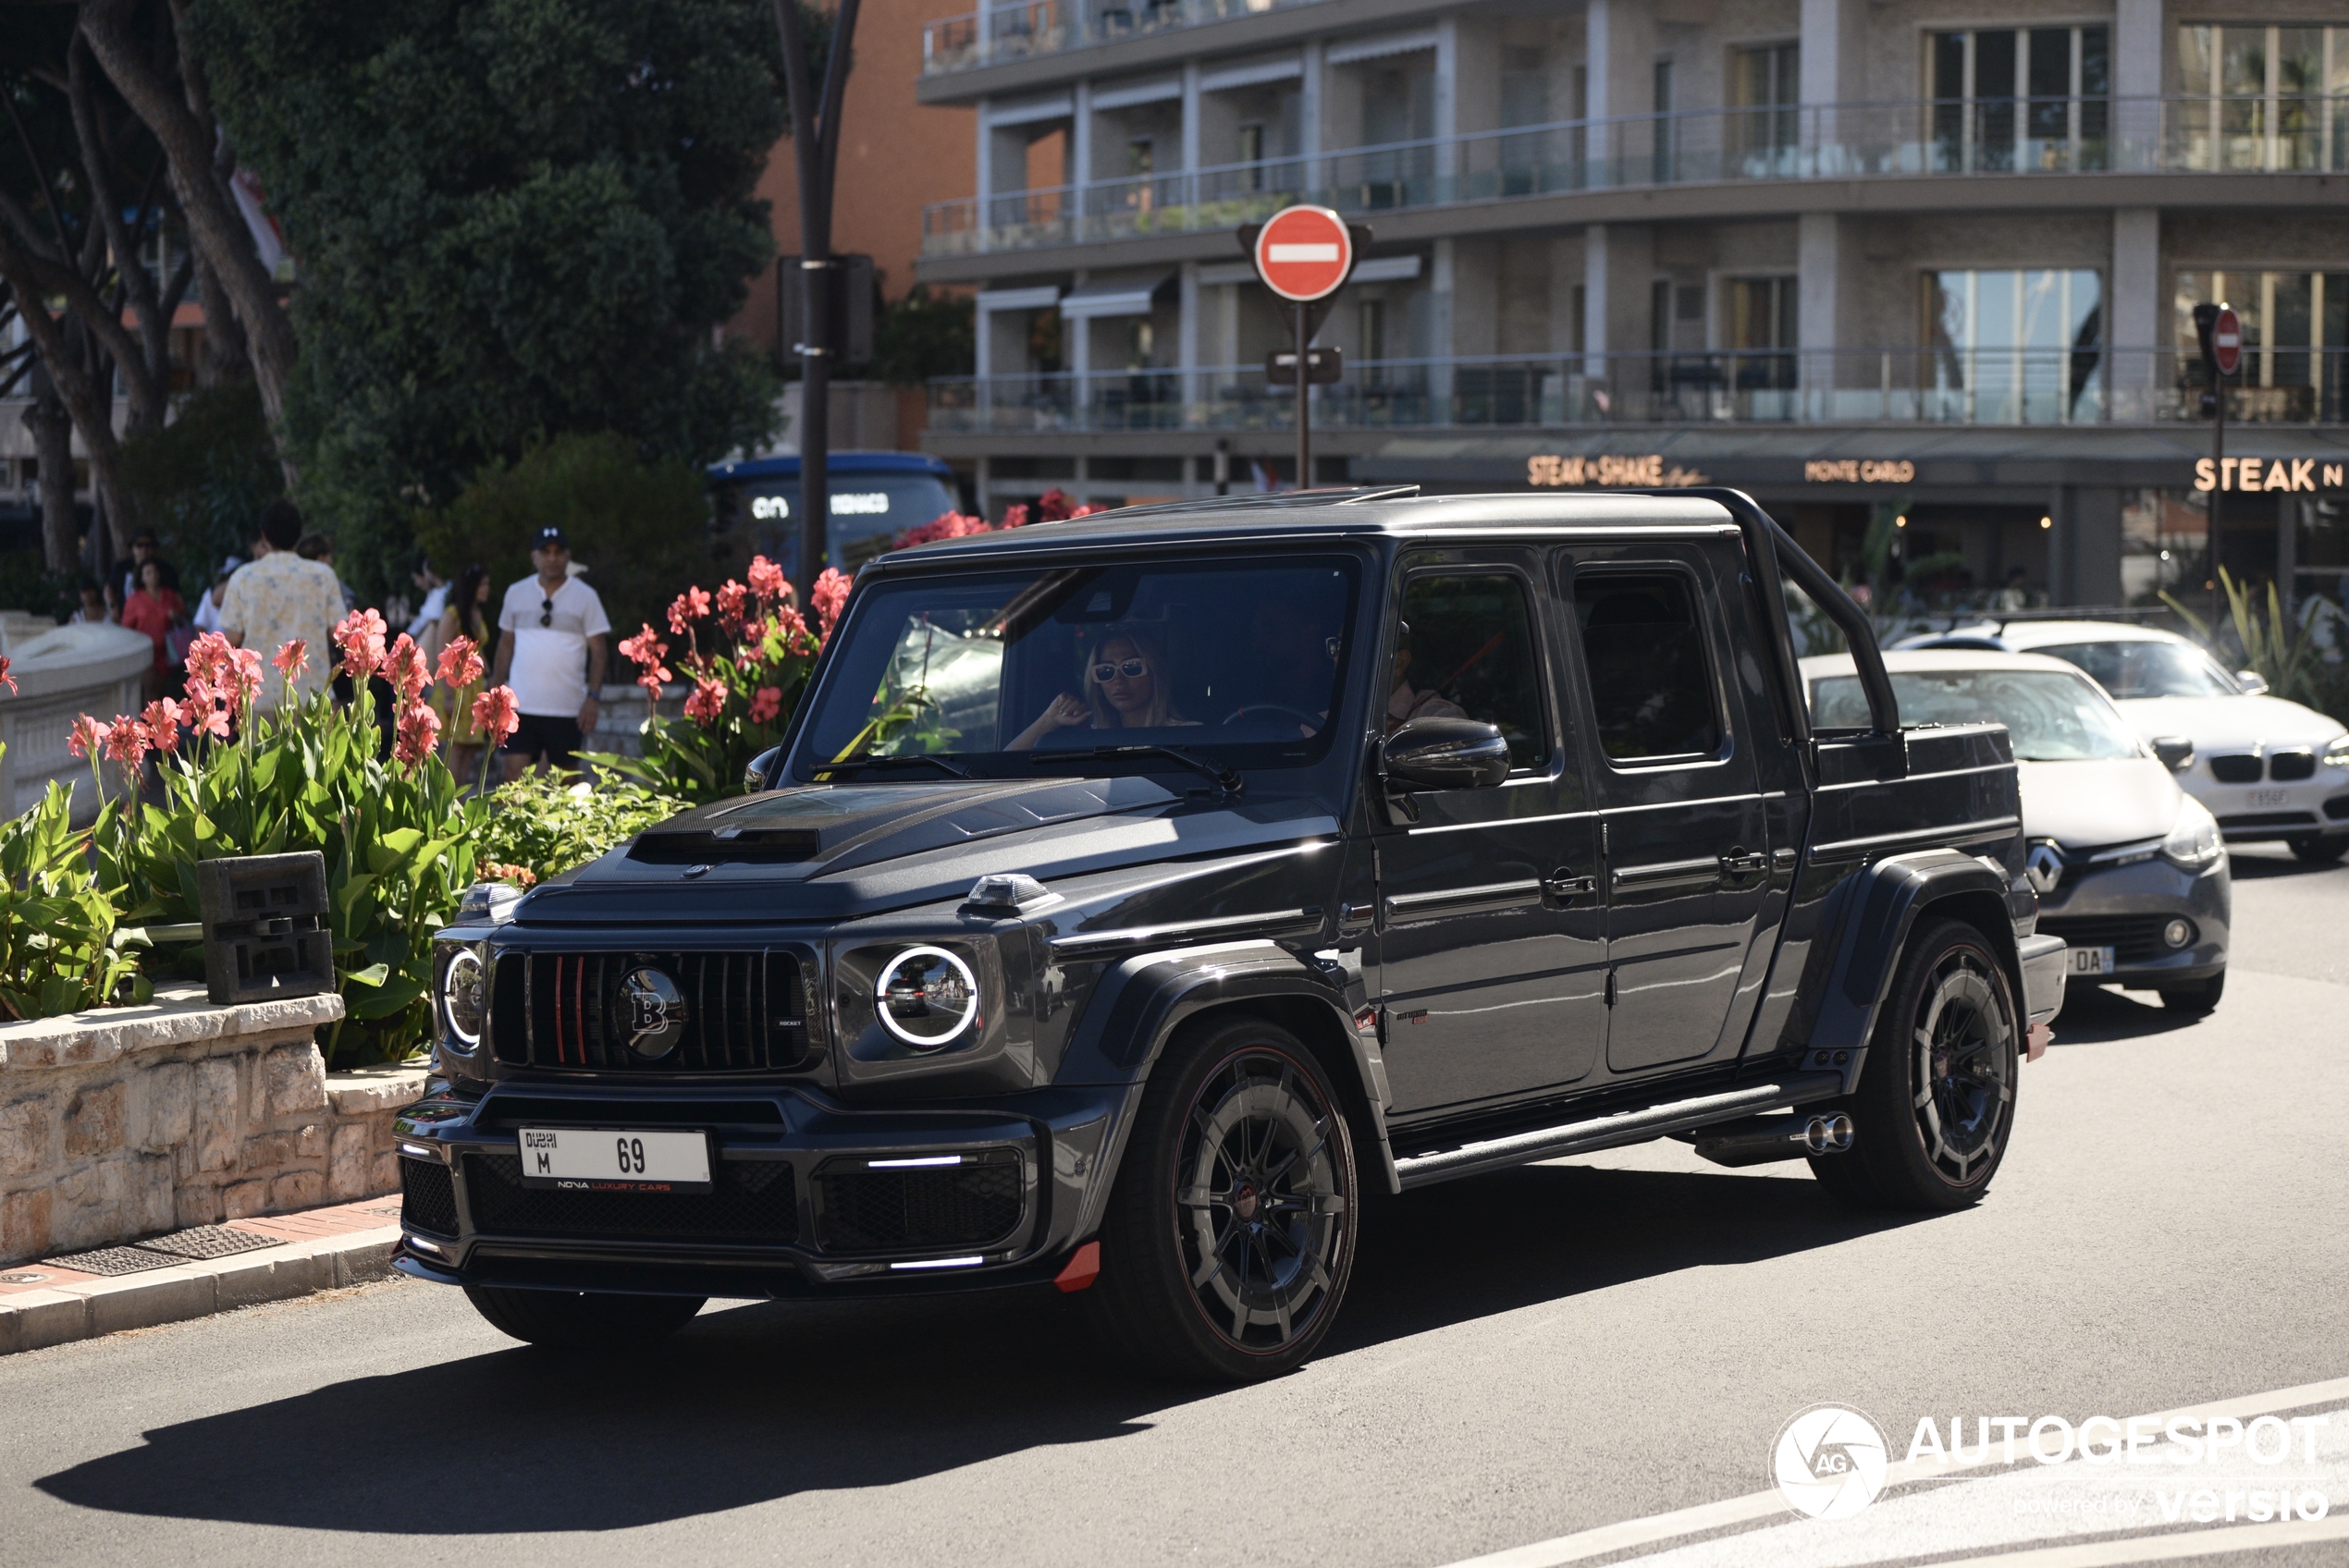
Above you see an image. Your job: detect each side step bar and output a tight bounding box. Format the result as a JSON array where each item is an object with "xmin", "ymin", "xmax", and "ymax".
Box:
[{"xmin": 1392, "ymin": 1072, "xmax": 1845, "ymax": 1190}]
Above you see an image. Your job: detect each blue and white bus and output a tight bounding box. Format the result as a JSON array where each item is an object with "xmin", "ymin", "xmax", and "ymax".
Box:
[{"xmin": 707, "ymin": 451, "xmax": 962, "ymax": 575}]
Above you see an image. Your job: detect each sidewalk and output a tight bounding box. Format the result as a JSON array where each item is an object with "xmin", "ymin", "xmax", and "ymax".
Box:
[{"xmin": 0, "ymin": 1194, "xmax": 404, "ymax": 1355}]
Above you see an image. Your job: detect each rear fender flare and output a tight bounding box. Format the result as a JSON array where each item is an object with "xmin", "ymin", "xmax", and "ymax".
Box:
[
  {"xmin": 1056, "ymin": 940, "xmax": 1399, "ymax": 1240},
  {"xmin": 1806, "ymin": 851, "xmax": 2025, "ymax": 1090}
]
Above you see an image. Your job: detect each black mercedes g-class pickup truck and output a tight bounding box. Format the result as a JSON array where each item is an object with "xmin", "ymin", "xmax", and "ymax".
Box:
[{"xmin": 398, "ymin": 486, "xmax": 2067, "ymax": 1381}]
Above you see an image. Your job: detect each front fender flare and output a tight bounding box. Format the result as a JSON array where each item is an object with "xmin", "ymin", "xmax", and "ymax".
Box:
[{"xmin": 1805, "ymin": 850, "xmax": 2028, "ymax": 1086}]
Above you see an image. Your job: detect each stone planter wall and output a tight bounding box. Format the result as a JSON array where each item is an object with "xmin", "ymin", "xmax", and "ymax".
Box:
[{"xmin": 0, "ymin": 986, "xmax": 428, "ymax": 1265}]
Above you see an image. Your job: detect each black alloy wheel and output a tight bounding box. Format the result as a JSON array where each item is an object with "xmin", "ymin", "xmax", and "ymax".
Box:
[
  {"xmin": 1086, "ymin": 1017, "xmax": 1358, "ymax": 1382},
  {"xmin": 2287, "ymin": 833, "xmax": 2349, "ymax": 865},
  {"xmin": 464, "ymin": 1285, "xmax": 707, "ymax": 1350},
  {"xmin": 1812, "ymin": 919, "xmax": 2019, "ymax": 1212}
]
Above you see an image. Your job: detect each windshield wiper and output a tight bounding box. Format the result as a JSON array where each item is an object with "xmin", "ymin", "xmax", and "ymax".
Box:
[
  {"xmin": 1031, "ymin": 743, "xmax": 1243, "ymax": 797},
  {"xmin": 815, "ymin": 753, "xmax": 973, "ymax": 780}
]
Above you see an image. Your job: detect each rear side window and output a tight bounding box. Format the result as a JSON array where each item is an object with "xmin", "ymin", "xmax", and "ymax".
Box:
[
  {"xmin": 1573, "ymin": 570, "xmax": 1724, "ymax": 762},
  {"xmin": 1393, "ymin": 573, "xmax": 1547, "ymax": 770}
]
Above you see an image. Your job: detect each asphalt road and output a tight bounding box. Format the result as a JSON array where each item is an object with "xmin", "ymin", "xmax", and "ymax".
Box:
[{"xmin": 4, "ymin": 847, "xmax": 2344, "ymax": 1568}]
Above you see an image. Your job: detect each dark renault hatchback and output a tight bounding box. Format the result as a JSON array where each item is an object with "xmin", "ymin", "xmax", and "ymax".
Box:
[{"xmin": 400, "ymin": 487, "xmax": 2065, "ymax": 1381}]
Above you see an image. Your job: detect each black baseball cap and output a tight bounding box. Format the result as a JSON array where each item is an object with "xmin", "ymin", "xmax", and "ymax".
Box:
[{"xmin": 532, "ymin": 525, "xmax": 570, "ymax": 550}]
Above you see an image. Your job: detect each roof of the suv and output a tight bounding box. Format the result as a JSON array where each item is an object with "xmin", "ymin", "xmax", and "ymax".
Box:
[{"xmin": 872, "ymin": 488, "xmax": 1738, "ymax": 567}]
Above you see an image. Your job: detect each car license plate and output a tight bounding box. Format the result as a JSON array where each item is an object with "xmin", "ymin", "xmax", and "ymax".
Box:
[
  {"xmin": 2068, "ymin": 946, "xmax": 2116, "ymax": 977},
  {"xmin": 516, "ymin": 1128, "xmax": 711, "ymax": 1192},
  {"xmin": 2248, "ymin": 788, "xmax": 2292, "ymax": 808}
]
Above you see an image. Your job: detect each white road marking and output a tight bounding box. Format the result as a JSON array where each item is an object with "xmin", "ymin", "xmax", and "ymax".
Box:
[
  {"xmin": 1918, "ymin": 1514, "xmax": 2349, "ymax": 1567},
  {"xmin": 1433, "ymin": 1374, "xmax": 2349, "ymax": 1568}
]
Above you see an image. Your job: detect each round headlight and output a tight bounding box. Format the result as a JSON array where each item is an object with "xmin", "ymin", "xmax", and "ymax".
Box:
[
  {"xmin": 2325, "ymin": 733, "xmax": 2349, "ymax": 771},
  {"xmin": 2160, "ymin": 797, "xmax": 2224, "ymax": 871},
  {"xmin": 2163, "ymin": 918, "xmax": 2194, "ymax": 949},
  {"xmin": 442, "ymin": 949, "xmax": 486, "ymax": 1047},
  {"xmin": 874, "ymin": 946, "xmax": 979, "ymax": 1049}
]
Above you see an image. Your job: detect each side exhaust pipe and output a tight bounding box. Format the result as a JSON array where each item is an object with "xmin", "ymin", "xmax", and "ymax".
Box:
[{"xmin": 1689, "ymin": 1111, "xmax": 1854, "ymax": 1169}]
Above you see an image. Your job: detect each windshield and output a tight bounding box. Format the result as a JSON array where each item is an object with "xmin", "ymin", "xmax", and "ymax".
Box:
[
  {"xmin": 2033, "ymin": 640, "xmax": 2240, "ymax": 700},
  {"xmin": 792, "ymin": 555, "xmax": 1363, "ymax": 781},
  {"xmin": 736, "ymin": 473, "xmax": 964, "ymax": 572},
  {"xmin": 1812, "ymin": 669, "xmax": 2144, "ymax": 761}
]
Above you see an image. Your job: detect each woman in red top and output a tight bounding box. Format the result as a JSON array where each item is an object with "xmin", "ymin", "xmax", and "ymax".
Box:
[{"xmin": 120, "ymin": 557, "xmax": 187, "ymax": 701}]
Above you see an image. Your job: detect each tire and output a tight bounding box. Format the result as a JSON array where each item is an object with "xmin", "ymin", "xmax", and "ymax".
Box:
[
  {"xmin": 2158, "ymin": 969, "xmax": 2225, "ymax": 1015},
  {"xmin": 1083, "ymin": 1016, "xmax": 1359, "ymax": 1383},
  {"xmin": 2287, "ymin": 834, "xmax": 2349, "ymax": 865},
  {"xmin": 463, "ymin": 1285, "xmax": 707, "ymax": 1350},
  {"xmin": 1809, "ymin": 918, "xmax": 2020, "ymax": 1212}
]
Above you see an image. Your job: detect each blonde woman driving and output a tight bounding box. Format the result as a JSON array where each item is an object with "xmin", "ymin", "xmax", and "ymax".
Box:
[{"xmin": 1009, "ymin": 626, "xmax": 1193, "ymax": 750}]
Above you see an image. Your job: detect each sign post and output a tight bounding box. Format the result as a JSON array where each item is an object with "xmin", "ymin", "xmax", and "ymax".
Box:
[
  {"xmin": 2193, "ymin": 301, "xmax": 2240, "ymax": 627},
  {"xmin": 1246, "ymin": 206, "xmax": 1364, "ymax": 490}
]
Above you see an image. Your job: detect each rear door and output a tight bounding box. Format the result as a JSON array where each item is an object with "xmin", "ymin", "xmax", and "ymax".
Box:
[
  {"xmin": 1555, "ymin": 540, "xmax": 1771, "ymax": 1075},
  {"xmin": 1372, "ymin": 551, "xmax": 1609, "ymax": 1114}
]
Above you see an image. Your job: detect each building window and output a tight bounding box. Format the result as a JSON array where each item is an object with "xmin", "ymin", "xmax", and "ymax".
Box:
[
  {"xmin": 2172, "ymin": 269, "xmax": 2349, "ymax": 422},
  {"xmin": 1730, "ymin": 43, "xmax": 1800, "ymax": 172},
  {"xmin": 1237, "ymin": 123, "xmax": 1265, "ymax": 190},
  {"xmin": 1724, "ymin": 276, "xmax": 1796, "ymax": 390},
  {"xmin": 1925, "ymin": 269, "xmax": 2102, "ymax": 423},
  {"xmin": 1929, "ymin": 27, "xmax": 2109, "ymax": 172},
  {"xmin": 1359, "ymin": 298, "xmax": 1386, "ymax": 362},
  {"xmin": 1653, "ymin": 59, "xmax": 1676, "ymax": 181},
  {"xmin": 2175, "ymin": 26, "xmax": 2349, "ymax": 172}
]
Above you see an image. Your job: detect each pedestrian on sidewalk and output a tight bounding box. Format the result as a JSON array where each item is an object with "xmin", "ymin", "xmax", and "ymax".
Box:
[
  {"xmin": 490, "ymin": 526, "xmax": 609, "ymax": 781},
  {"xmin": 218, "ymin": 500, "xmax": 345, "ymax": 714}
]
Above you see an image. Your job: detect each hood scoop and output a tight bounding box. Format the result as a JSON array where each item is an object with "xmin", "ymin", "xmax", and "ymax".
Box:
[{"xmin": 628, "ymin": 822, "xmax": 822, "ymax": 864}]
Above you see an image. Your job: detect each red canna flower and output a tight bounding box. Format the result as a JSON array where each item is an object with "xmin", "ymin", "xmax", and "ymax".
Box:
[
  {"xmin": 746, "ymin": 555, "xmax": 788, "ymax": 602},
  {"xmin": 748, "ymin": 686, "xmax": 781, "ymax": 723},
  {"xmin": 436, "ymin": 633, "xmax": 485, "ymax": 691},
  {"xmin": 228, "ymin": 646, "xmax": 264, "ymax": 709},
  {"xmin": 668, "ymin": 585, "xmax": 712, "ymax": 635},
  {"xmin": 273, "ymin": 638, "xmax": 309, "ymax": 685},
  {"xmin": 334, "ymin": 607, "xmax": 388, "ymax": 685},
  {"xmin": 714, "ymin": 579, "xmax": 749, "ymax": 632},
  {"xmin": 104, "ymin": 717, "xmax": 152, "ymax": 774},
  {"xmin": 385, "ymin": 633, "xmax": 431, "ymax": 702},
  {"xmin": 393, "ymin": 698, "xmax": 442, "ymax": 769},
  {"xmin": 183, "ymin": 631, "xmax": 233, "ymax": 689},
  {"xmin": 683, "ymin": 676, "xmax": 728, "ymax": 726},
  {"xmin": 68, "ymin": 714, "xmax": 110, "ymax": 759},
  {"xmin": 809, "ymin": 568, "xmax": 850, "ymax": 641},
  {"xmin": 0, "ymin": 654, "xmax": 14, "ymax": 695},
  {"xmin": 471, "ymin": 684, "xmax": 521, "ymax": 745},
  {"xmin": 141, "ymin": 699, "xmax": 183, "ymax": 753}
]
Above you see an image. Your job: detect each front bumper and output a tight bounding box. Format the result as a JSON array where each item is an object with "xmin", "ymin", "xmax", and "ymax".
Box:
[
  {"xmin": 2183, "ymin": 771, "xmax": 2349, "ymax": 842},
  {"xmin": 2034, "ymin": 852, "xmax": 2231, "ymax": 986},
  {"xmin": 390, "ymin": 1079, "xmax": 1139, "ymax": 1299}
]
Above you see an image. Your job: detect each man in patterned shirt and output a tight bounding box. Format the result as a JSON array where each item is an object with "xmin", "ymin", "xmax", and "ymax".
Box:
[{"xmin": 219, "ymin": 499, "xmax": 347, "ymax": 713}]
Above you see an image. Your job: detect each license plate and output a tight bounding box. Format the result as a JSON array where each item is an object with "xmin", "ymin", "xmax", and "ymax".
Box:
[
  {"xmin": 2068, "ymin": 946, "xmax": 2116, "ymax": 977},
  {"xmin": 2247, "ymin": 788, "xmax": 2292, "ymax": 808},
  {"xmin": 516, "ymin": 1128, "xmax": 711, "ymax": 1192}
]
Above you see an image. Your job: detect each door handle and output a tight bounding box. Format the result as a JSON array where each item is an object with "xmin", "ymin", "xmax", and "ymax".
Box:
[
  {"xmin": 1718, "ymin": 848, "xmax": 1767, "ymax": 877},
  {"xmin": 1543, "ymin": 871, "xmax": 1597, "ymax": 900}
]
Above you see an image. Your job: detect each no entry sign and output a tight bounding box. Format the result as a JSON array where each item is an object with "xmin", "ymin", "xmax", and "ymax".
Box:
[
  {"xmin": 2212, "ymin": 306, "xmax": 2242, "ymax": 377},
  {"xmin": 1252, "ymin": 205, "xmax": 1354, "ymax": 302}
]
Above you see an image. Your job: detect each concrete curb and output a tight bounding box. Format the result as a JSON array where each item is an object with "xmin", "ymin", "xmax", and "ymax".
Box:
[{"xmin": 0, "ymin": 1223, "xmax": 401, "ymax": 1356}]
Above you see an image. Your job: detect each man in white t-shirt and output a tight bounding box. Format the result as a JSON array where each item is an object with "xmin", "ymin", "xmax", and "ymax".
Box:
[{"xmin": 491, "ymin": 525, "xmax": 609, "ymax": 778}]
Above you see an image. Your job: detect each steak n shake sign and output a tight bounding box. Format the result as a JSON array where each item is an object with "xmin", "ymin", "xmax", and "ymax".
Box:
[
  {"xmin": 2195, "ymin": 458, "xmax": 2346, "ymax": 493},
  {"xmin": 1528, "ymin": 454, "xmax": 1710, "ymax": 487}
]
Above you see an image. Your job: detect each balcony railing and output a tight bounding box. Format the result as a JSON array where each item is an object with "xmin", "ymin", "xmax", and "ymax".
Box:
[
  {"xmin": 929, "ymin": 347, "xmax": 2349, "ymax": 435},
  {"xmin": 923, "ymin": 0, "xmax": 1331, "ymax": 76},
  {"xmin": 925, "ymin": 95, "xmax": 2349, "ymax": 256}
]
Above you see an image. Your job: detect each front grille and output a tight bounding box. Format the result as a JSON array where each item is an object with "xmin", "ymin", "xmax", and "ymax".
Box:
[
  {"xmin": 401, "ymin": 1158, "xmax": 459, "ymax": 1237},
  {"xmin": 463, "ymin": 1151, "xmax": 799, "ymax": 1244},
  {"xmin": 813, "ymin": 1156, "xmax": 1025, "ymax": 1255},
  {"xmin": 490, "ymin": 950, "xmax": 807, "ymax": 1072},
  {"xmin": 2219, "ymin": 811, "xmax": 2318, "ymax": 831},
  {"xmin": 2269, "ymin": 751, "xmax": 2316, "ymax": 782},
  {"xmin": 2038, "ymin": 914, "xmax": 2187, "ymax": 965},
  {"xmin": 2209, "ymin": 753, "xmax": 2263, "ymax": 784},
  {"xmin": 2327, "ymin": 795, "xmax": 2349, "ymax": 822}
]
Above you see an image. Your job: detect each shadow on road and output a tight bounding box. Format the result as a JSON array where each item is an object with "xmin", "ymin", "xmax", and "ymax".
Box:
[
  {"xmin": 2045, "ymin": 984, "xmax": 2204, "ymax": 1044},
  {"xmin": 2224, "ymin": 845, "xmax": 2349, "ymax": 882},
  {"xmin": 34, "ymin": 1165, "xmax": 1917, "ymax": 1533}
]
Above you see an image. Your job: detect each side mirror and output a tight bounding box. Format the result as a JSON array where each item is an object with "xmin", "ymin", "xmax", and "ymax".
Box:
[
  {"xmin": 2235, "ymin": 669, "xmax": 2270, "ymax": 696},
  {"xmin": 1382, "ymin": 717, "xmax": 1511, "ymax": 792},
  {"xmin": 2151, "ymin": 735, "xmax": 2195, "ymax": 772},
  {"xmin": 744, "ymin": 745, "xmax": 783, "ymax": 793}
]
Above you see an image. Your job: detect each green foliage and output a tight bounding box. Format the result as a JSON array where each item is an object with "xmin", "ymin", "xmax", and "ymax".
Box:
[
  {"xmin": 0, "ymin": 770, "xmax": 149, "ymax": 1021},
  {"xmin": 412, "ymin": 432, "xmax": 723, "ymax": 650},
  {"xmin": 105, "ymin": 692, "xmax": 486, "ymax": 1066},
  {"xmin": 119, "ymin": 382, "xmax": 286, "ymax": 582},
  {"xmin": 2162, "ymin": 569, "xmax": 2349, "ymax": 726},
  {"xmin": 474, "ymin": 773, "xmax": 687, "ymax": 882},
  {"xmin": 870, "ymin": 287, "xmax": 975, "ymax": 386},
  {"xmin": 0, "ymin": 549, "xmax": 76, "ymax": 622},
  {"xmin": 189, "ymin": 0, "xmax": 788, "ymax": 600}
]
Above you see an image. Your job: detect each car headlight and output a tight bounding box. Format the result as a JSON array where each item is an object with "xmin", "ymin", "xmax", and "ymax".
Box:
[
  {"xmin": 440, "ymin": 948, "xmax": 486, "ymax": 1047},
  {"xmin": 874, "ymin": 946, "xmax": 980, "ymax": 1049},
  {"xmin": 2161, "ymin": 797, "xmax": 2224, "ymax": 872},
  {"xmin": 2324, "ymin": 734, "xmax": 2349, "ymax": 771}
]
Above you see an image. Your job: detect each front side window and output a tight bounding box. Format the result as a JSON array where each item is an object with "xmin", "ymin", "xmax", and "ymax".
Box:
[
  {"xmin": 1389, "ymin": 572, "xmax": 1547, "ymax": 770},
  {"xmin": 1813, "ymin": 669, "xmax": 2143, "ymax": 761},
  {"xmin": 793, "ymin": 555, "xmax": 1361, "ymax": 779},
  {"xmin": 1573, "ymin": 570, "xmax": 1723, "ymax": 762},
  {"xmin": 2034, "ymin": 640, "xmax": 2241, "ymax": 700}
]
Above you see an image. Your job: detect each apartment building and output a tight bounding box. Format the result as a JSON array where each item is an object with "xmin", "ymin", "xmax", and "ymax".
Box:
[{"xmin": 912, "ymin": 0, "xmax": 2349, "ymax": 607}]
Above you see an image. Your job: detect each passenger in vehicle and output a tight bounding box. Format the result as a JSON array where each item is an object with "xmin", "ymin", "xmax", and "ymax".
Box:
[
  {"xmin": 1006, "ymin": 625, "xmax": 1192, "ymax": 749},
  {"xmin": 1246, "ymin": 601, "xmax": 1340, "ymax": 729},
  {"xmin": 1387, "ymin": 624, "xmax": 1468, "ymax": 732}
]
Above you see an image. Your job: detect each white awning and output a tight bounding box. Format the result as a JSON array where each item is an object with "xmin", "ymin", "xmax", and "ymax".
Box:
[
  {"xmin": 1351, "ymin": 254, "xmax": 1423, "ymax": 283},
  {"xmin": 1060, "ymin": 276, "xmax": 1171, "ymax": 318},
  {"xmin": 1200, "ymin": 55, "xmax": 1303, "ymax": 92},
  {"xmin": 977, "ymin": 285, "xmax": 1063, "ymax": 313},
  {"xmin": 1091, "ymin": 75, "xmax": 1182, "ymax": 110},
  {"xmin": 1325, "ymin": 29, "xmax": 1438, "ymax": 65},
  {"xmin": 986, "ymin": 92, "xmax": 1074, "ymax": 128}
]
